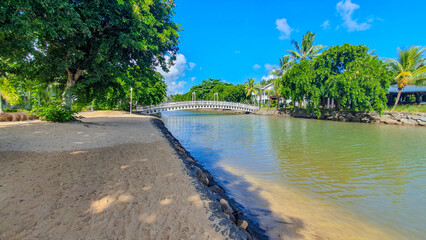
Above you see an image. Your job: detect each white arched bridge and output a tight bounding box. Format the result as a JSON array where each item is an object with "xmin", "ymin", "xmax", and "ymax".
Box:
[{"xmin": 136, "ymin": 101, "xmax": 259, "ymax": 114}]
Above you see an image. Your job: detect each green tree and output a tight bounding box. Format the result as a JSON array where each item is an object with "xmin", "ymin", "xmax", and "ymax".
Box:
[
  {"xmin": 387, "ymin": 46, "xmax": 426, "ymax": 111},
  {"xmin": 288, "ymin": 31, "xmax": 325, "ymax": 61},
  {"xmin": 0, "ymin": 74, "xmax": 20, "ymax": 113},
  {"xmin": 0, "ymin": 0, "xmax": 180, "ymax": 108},
  {"xmin": 245, "ymin": 78, "xmax": 258, "ymax": 104},
  {"xmin": 282, "ymin": 44, "xmax": 392, "ymax": 116},
  {"xmin": 187, "ymin": 79, "xmax": 231, "ymax": 100}
]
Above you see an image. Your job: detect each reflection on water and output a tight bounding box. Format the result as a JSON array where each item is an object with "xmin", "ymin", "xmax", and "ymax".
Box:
[{"xmin": 161, "ymin": 111, "xmax": 426, "ymax": 240}]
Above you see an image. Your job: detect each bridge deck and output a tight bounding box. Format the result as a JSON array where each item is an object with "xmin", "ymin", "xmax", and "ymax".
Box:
[{"xmin": 136, "ymin": 101, "xmax": 258, "ymax": 114}]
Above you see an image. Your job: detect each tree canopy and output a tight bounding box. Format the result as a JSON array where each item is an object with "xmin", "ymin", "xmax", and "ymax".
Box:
[
  {"xmin": 0, "ymin": 0, "xmax": 180, "ymax": 108},
  {"xmin": 281, "ymin": 44, "xmax": 392, "ymax": 116},
  {"xmin": 171, "ymin": 79, "xmax": 248, "ymax": 103}
]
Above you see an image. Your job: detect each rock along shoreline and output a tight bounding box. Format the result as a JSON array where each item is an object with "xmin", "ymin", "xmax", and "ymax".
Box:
[
  {"xmin": 253, "ymin": 109, "xmax": 426, "ymax": 127},
  {"xmin": 151, "ymin": 118, "xmax": 268, "ymax": 240}
]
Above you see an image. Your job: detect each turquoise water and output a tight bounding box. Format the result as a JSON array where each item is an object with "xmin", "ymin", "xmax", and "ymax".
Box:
[{"xmin": 161, "ymin": 111, "xmax": 426, "ymax": 240}]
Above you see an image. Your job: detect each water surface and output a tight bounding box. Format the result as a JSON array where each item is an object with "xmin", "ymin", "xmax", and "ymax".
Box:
[{"xmin": 161, "ymin": 111, "xmax": 426, "ymax": 239}]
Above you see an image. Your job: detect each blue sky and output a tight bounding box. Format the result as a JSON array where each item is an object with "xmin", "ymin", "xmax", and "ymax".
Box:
[{"xmin": 160, "ymin": 0, "xmax": 426, "ymax": 95}]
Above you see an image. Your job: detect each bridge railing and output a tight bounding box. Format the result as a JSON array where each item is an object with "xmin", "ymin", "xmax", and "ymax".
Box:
[{"xmin": 136, "ymin": 101, "xmax": 258, "ymax": 112}]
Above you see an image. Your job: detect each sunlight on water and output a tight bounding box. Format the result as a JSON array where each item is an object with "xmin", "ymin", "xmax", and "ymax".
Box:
[{"xmin": 161, "ymin": 110, "xmax": 426, "ymax": 240}]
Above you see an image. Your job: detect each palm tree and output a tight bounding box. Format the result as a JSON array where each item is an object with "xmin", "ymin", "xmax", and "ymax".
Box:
[
  {"xmin": 387, "ymin": 46, "xmax": 426, "ymax": 111},
  {"xmin": 269, "ymin": 55, "xmax": 295, "ymax": 78},
  {"xmin": 288, "ymin": 31, "xmax": 325, "ymax": 61},
  {"xmin": 245, "ymin": 78, "xmax": 259, "ymax": 104}
]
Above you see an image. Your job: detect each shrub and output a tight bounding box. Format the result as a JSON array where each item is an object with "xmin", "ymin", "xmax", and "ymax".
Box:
[{"xmin": 35, "ymin": 104, "xmax": 77, "ymax": 122}]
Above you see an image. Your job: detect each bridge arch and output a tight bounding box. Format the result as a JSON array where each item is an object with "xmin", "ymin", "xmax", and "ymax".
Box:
[{"xmin": 136, "ymin": 101, "xmax": 258, "ymax": 114}]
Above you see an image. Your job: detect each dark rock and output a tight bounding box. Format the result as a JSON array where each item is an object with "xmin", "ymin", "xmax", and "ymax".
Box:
[
  {"xmin": 417, "ymin": 120, "xmax": 426, "ymax": 126},
  {"xmin": 211, "ymin": 185, "xmax": 225, "ymax": 194},
  {"xmin": 199, "ymin": 176, "xmax": 209, "ymax": 186}
]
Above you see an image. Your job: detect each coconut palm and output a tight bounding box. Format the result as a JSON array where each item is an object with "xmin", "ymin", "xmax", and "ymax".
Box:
[
  {"xmin": 288, "ymin": 31, "xmax": 325, "ymax": 61},
  {"xmin": 387, "ymin": 46, "xmax": 426, "ymax": 111},
  {"xmin": 269, "ymin": 55, "xmax": 295, "ymax": 78},
  {"xmin": 245, "ymin": 78, "xmax": 259, "ymax": 104},
  {"xmin": 0, "ymin": 75, "xmax": 20, "ymax": 113}
]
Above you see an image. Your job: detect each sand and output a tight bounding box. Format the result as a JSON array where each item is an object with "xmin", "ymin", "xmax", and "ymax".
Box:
[{"xmin": 0, "ymin": 111, "xmax": 225, "ymax": 240}]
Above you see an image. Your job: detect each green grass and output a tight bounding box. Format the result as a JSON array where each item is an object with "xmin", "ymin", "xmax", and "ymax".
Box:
[{"xmin": 385, "ymin": 104, "xmax": 426, "ymax": 113}]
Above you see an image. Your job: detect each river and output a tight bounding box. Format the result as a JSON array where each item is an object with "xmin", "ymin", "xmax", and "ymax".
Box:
[{"xmin": 161, "ymin": 110, "xmax": 426, "ymax": 240}]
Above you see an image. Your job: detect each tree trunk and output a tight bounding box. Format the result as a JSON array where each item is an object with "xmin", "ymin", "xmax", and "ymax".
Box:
[
  {"xmin": 62, "ymin": 68, "xmax": 83, "ymax": 108},
  {"xmin": 391, "ymin": 89, "xmax": 403, "ymax": 112},
  {"xmin": 0, "ymin": 92, "xmax": 3, "ymax": 113}
]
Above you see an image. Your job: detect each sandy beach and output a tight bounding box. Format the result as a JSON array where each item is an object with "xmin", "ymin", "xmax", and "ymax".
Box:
[{"xmin": 0, "ymin": 111, "xmax": 237, "ymax": 240}]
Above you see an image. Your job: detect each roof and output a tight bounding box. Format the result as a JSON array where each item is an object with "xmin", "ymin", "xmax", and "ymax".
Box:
[
  {"xmin": 259, "ymin": 82, "xmax": 274, "ymax": 90},
  {"xmin": 388, "ymin": 85, "xmax": 426, "ymax": 93}
]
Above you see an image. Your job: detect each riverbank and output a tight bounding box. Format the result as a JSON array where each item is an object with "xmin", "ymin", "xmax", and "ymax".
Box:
[
  {"xmin": 253, "ymin": 108, "xmax": 426, "ymax": 126},
  {"xmin": 0, "ymin": 111, "xmax": 262, "ymax": 239}
]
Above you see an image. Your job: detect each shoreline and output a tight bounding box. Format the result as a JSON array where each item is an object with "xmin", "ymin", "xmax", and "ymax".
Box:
[
  {"xmin": 253, "ymin": 108, "xmax": 426, "ymax": 126},
  {"xmin": 151, "ymin": 117, "xmax": 268, "ymax": 239}
]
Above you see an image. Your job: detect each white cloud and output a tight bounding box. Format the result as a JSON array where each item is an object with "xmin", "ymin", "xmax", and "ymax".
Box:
[
  {"xmin": 336, "ymin": 0, "xmax": 370, "ymax": 32},
  {"xmin": 262, "ymin": 75, "xmax": 275, "ymax": 81},
  {"xmin": 275, "ymin": 18, "xmax": 293, "ymax": 40},
  {"xmin": 167, "ymin": 81, "xmax": 187, "ymax": 95},
  {"xmin": 157, "ymin": 53, "xmax": 188, "ymax": 95},
  {"xmin": 253, "ymin": 64, "xmax": 261, "ymax": 70},
  {"xmin": 321, "ymin": 20, "xmax": 330, "ymax": 29},
  {"xmin": 191, "ymin": 77, "xmax": 196, "ymax": 81},
  {"xmin": 234, "ymin": 50, "xmax": 241, "ymax": 54},
  {"xmin": 264, "ymin": 63, "xmax": 275, "ymax": 71},
  {"xmin": 188, "ymin": 62, "xmax": 196, "ymax": 71}
]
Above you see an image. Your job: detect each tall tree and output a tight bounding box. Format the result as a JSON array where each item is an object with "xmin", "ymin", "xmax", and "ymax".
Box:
[
  {"xmin": 288, "ymin": 31, "xmax": 325, "ymax": 61},
  {"xmin": 387, "ymin": 46, "xmax": 426, "ymax": 111},
  {"xmin": 0, "ymin": 0, "xmax": 180, "ymax": 107},
  {"xmin": 245, "ymin": 78, "xmax": 258, "ymax": 104}
]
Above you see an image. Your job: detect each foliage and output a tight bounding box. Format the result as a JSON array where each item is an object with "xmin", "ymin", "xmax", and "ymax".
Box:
[
  {"xmin": 34, "ymin": 102, "xmax": 77, "ymax": 122},
  {"xmin": 269, "ymin": 55, "xmax": 295, "ymax": 78},
  {"xmin": 0, "ymin": 74, "xmax": 21, "ymax": 113},
  {"xmin": 245, "ymin": 78, "xmax": 258, "ymax": 104},
  {"xmin": 171, "ymin": 79, "xmax": 249, "ymax": 103},
  {"xmin": 386, "ymin": 46, "xmax": 426, "ymax": 111},
  {"xmin": 288, "ymin": 31, "xmax": 326, "ymax": 61},
  {"xmin": 172, "ymin": 79, "xmax": 233, "ymax": 101},
  {"xmin": 281, "ymin": 44, "xmax": 392, "ymax": 117},
  {"xmin": 0, "ymin": 0, "xmax": 180, "ymax": 108}
]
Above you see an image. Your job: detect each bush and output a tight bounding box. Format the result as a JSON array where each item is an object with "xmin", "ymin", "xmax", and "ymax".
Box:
[{"xmin": 35, "ymin": 104, "xmax": 77, "ymax": 122}]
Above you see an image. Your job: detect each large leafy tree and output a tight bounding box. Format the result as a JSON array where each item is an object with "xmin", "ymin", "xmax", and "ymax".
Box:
[
  {"xmin": 282, "ymin": 44, "xmax": 392, "ymax": 116},
  {"xmin": 387, "ymin": 46, "xmax": 426, "ymax": 111},
  {"xmin": 0, "ymin": 0, "xmax": 180, "ymax": 107},
  {"xmin": 288, "ymin": 31, "xmax": 325, "ymax": 61}
]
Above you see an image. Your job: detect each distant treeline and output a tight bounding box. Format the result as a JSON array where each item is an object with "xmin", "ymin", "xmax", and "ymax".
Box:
[{"xmin": 170, "ymin": 79, "xmax": 249, "ymax": 103}]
